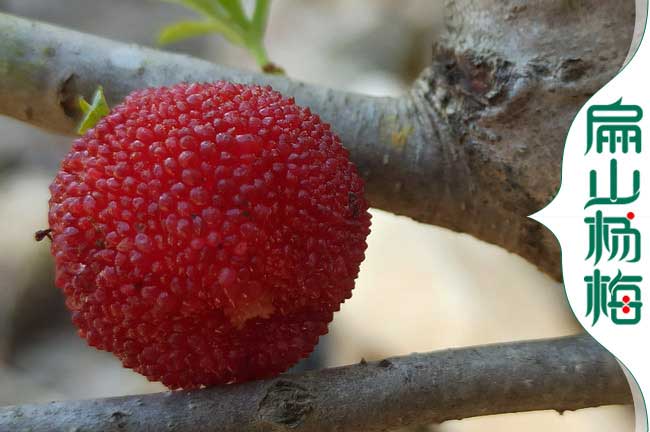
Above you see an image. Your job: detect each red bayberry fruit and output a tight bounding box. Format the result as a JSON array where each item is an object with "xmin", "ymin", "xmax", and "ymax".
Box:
[{"xmin": 47, "ymin": 82, "xmax": 371, "ymax": 389}]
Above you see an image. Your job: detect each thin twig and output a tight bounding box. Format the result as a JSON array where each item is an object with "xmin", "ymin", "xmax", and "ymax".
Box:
[{"xmin": 0, "ymin": 335, "xmax": 632, "ymax": 432}]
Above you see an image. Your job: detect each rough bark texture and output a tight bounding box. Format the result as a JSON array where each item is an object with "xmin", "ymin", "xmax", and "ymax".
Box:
[
  {"xmin": 0, "ymin": 0, "xmax": 636, "ymax": 279},
  {"xmin": 410, "ymin": 0, "xmax": 636, "ymax": 280},
  {"xmin": 0, "ymin": 335, "xmax": 632, "ymax": 432}
]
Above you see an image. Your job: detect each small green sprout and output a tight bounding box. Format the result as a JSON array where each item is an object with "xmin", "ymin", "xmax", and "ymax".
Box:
[
  {"xmin": 158, "ymin": 0, "xmax": 283, "ymax": 74},
  {"xmin": 77, "ymin": 86, "xmax": 110, "ymax": 135}
]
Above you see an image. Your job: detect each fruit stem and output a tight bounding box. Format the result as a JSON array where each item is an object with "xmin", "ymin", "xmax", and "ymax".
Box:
[{"xmin": 246, "ymin": 38, "xmax": 284, "ymax": 75}]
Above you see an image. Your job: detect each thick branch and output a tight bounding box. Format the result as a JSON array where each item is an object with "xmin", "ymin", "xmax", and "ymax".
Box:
[
  {"xmin": 0, "ymin": 335, "xmax": 632, "ymax": 432},
  {"xmin": 0, "ymin": 3, "xmax": 636, "ymax": 279}
]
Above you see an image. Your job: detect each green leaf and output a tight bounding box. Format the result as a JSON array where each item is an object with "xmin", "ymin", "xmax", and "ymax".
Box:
[
  {"xmin": 250, "ymin": 0, "xmax": 270, "ymax": 40},
  {"xmin": 157, "ymin": 0, "xmax": 283, "ymax": 73},
  {"xmin": 217, "ymin": 0, "xmax": 249, "ymax": 29},
  {"xmin": 158, "ymin": 20, "xmax": 243, "ymax": 46},
  {"xmin": 158, "ymin": 0, "xmax": 221, "ymax": 19},
  {"xmin": 158, "ymin": 0, "xmax": 242, "ymax": 30},
  {"xmin": 77, "ymin": 86, "xmax": 110, "ymax": 135},
  {"xmin": 78, "ymin": 97, "xmax": 92, "ymax": 113}
]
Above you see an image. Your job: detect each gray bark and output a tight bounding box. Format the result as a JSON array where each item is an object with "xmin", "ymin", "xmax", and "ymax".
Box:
[
  {"xmin": 0, "ymin": 335, "xmax": 632, "ymax": 432},
  {"xmin": 0, "ymin": 0, "xmax": 636, "ymax": 279}
]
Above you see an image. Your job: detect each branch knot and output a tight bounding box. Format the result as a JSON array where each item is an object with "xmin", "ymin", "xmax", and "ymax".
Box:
[{"xmin": 257, "ymin": 379, "xmax": 314, "ymax": 430}]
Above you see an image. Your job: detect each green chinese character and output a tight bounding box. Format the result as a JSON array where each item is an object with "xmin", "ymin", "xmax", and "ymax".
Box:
[
  {"xmin": 586, "ymin": 159, "xmax": 640, "ymax": 208},
  {"xmin": 585, "ymin": 211, "xmax": 640, "ymax": 264},
  {"xmin": 585, "ymin": 269, "xmax": 609, "ymax": 325},
  {"xmin": 587, "ymin": 99, "xmax": 642, "ymax": 154},
  {"xmin": 585, "ymin": 269, "xmax": 643, "ymax": 325}
]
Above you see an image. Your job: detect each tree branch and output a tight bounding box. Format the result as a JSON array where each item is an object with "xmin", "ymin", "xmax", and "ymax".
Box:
[
  {"xmin": 0, "ymin": 335, "xmax": 632, "ymax": 432},
  {"xmin": 0, "ymin": 2, "xmax": 636, "ymax": 279}
]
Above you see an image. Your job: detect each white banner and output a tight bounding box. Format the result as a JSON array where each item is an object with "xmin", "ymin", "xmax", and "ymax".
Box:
[{"xmin": 531, "ymin": 2, "xmax": 649, "ymax": 430}]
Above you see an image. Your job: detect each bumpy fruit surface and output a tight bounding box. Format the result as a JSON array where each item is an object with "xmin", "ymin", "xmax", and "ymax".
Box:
[{"xmin": 48, "ymin": 82, "xmax": 371, "ymax": 389}]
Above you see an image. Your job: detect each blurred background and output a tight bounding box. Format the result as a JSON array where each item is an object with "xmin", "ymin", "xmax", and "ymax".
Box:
[{"xmin": 0, "ymin": 0, "xmax": 635, "ymax": 430}]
